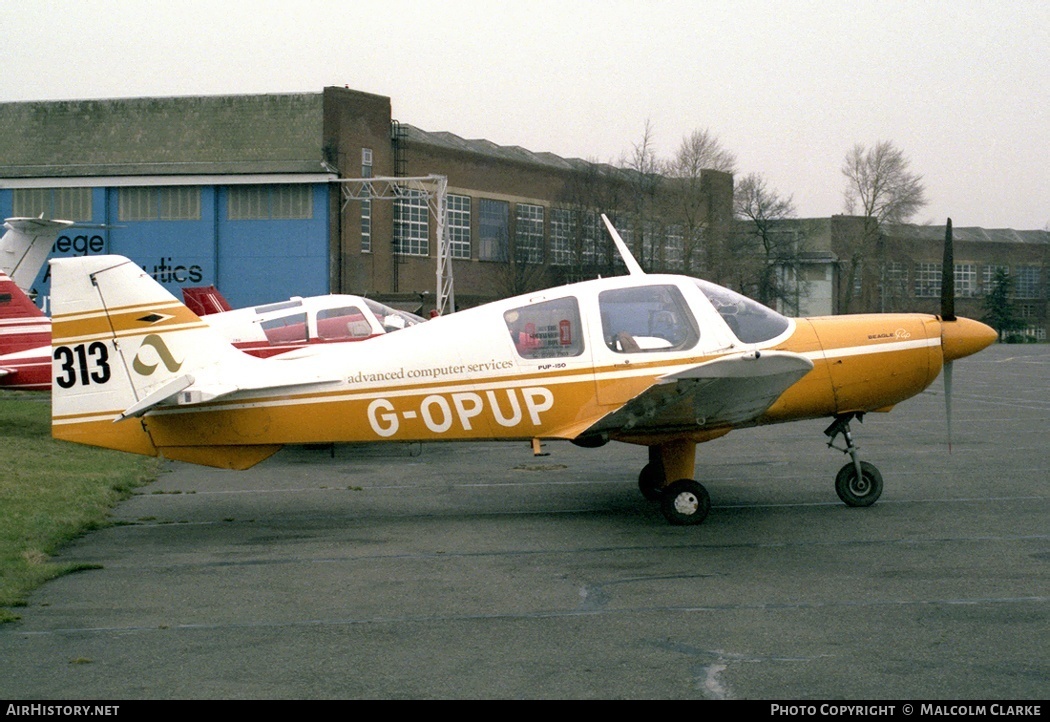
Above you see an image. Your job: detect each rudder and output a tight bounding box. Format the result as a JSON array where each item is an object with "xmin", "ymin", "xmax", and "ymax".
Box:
[{"xmin": 49, "ymin": 255, "xmax": 263, "ymax": 460}]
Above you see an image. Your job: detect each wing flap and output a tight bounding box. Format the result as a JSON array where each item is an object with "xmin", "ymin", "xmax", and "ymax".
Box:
[{"xmin": 586, "ymin": 350, "xmax": 813, "ymax": 436}]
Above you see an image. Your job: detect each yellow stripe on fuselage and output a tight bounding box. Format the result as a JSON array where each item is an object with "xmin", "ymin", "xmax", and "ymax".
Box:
[
  {"xmin": 51, "ymin": 301, "xmax": 205, "ymax": 344},
  {"xmin": 53, "ymin": 312, "xmax": 946, "ymax": 459}
]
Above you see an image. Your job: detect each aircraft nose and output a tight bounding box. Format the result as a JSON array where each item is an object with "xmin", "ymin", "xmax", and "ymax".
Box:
[{"xmin": 941, "ymin": 317, "xmax": 998, "ymax": 362}]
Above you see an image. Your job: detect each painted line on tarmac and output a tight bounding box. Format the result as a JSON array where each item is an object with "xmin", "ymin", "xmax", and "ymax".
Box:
[{"xmin": 12, "ymin": 595, "xmax": 1050, "ymax": 637}]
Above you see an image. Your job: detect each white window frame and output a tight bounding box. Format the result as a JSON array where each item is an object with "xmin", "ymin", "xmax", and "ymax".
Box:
[{"xmin": 515, "ymin": 203, "xmax": 544, "ymax": 264}]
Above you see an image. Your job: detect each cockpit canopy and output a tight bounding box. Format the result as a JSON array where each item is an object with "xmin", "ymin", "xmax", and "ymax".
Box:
[{"xmin": 693, "ymin": 280, "xmax": 791, "ymax": 344}]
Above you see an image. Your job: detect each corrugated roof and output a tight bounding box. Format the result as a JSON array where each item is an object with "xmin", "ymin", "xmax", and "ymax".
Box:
[
  {"xmin": 401, "ymin": 124, "xmax": 616, "ymax": 174},
  {"xmin": 891, "ymin": 223, "xmax": 1049, "ymax": 244}
]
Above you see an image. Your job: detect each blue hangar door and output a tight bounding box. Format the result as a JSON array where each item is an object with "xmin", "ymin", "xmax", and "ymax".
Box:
[{"xmin": 215, "ymin": 183, "xmax": 331, "ymax": 308}]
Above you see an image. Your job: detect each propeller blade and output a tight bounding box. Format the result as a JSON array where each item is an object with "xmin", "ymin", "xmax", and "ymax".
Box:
[
  {"xmin": 941, "ymin": 217, "xmax": 956, "ymax": 452},
  {"xmin": 943, "ymin": 360, "xmax": 953, "ymax": 453},
  {"xmin": 941, "ymin": 218, "xmax": 956, "ymax": 321}
]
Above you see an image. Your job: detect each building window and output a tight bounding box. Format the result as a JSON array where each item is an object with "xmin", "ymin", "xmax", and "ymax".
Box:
[
  {"xmin": 515, "ymin": 203, "xmax": 544, "ymax": 264},
  {"xmin": 361, "ymin": 200, "xmax": 372, "ymax": 253},
  {"xmin": 448, "ymin": 194, "xmax": 471, "ymax": 259},
  {"xmin": 228, "ymin": 185, "xmax": 312, "ymax": 220},
  {"xmin": 641, "ymin": 222, "xmax": 659, "ymax": 270},
  {"xmin": 361, "ymin": 148, "xmax": 373, "ymax": 252},
  {"xmin": 272, "ymin": 185, "xmax": 312, "ymax": 219},
  {"xmin": 1015, "ymin": 266, "xmax": 1041, "ymax": 299},
  {"xmin": 954, "ymin": 263, "xmax": 977, "ymax": 297},
  {"xmin": 663, "ymin": 226, "xmax": 684, "ymax": 272},
  {"xmin": 614, "ymin": 225, "xmax": 635, "ymax": 272},
  {"xmin": 394, "ymin": 191, "xmax": 428, "ymax": 256},
  {"xmin": 880, "ymin": 261, "xmax": 909, "ymax": 297},
  {"xmin": 914, "ymin": 263, "xmax": 941, "ymax": 298},
  {"xmin": 479, "ymin": 198, "xmax": 509, "ymax": 262},
  {"xmin": 13, "ymin": 187, "xmax": 92, "ymax": 221},
  {"xmin": 119, "ymin": 187, "xmax": 201, "ymax": 221},
  {"xmin": 581, "ymin": 212, "xmax": 606, "ymax": 267},
  {"xmin": 550, "ymin": 208, "xmax": 575, "ymax": 266},
  {"xmin": 982, "ymin": 265, "xmax": 1009, "ymax": 292}
]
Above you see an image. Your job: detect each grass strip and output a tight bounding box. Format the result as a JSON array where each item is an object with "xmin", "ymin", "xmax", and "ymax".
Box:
[{"xmin": 0, "ymin": 394, "xmax": 158, "ymax": 623}]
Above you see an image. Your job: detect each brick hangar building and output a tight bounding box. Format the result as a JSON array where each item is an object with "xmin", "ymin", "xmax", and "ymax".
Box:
[{"xmin": 0, "ymin": 86, "xmax": 1045, "ymax": 337}]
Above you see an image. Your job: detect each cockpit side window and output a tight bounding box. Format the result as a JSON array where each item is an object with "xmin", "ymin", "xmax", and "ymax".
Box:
[
  {"xmin": 317, "ymin": 306, "xmax": 372, "ymax": 340},
  {"xmin": 694, "ymin": 280, "xmax": 790, "ymax": 343},
  {"xmin": 261, "ymin": 312, "xmax": 308, "ymax": 345},
  {"xmin": 504, "ymin": 297, "xmax": 584, "ymax": 359},
  {"xmin": 599, "ymin": 285, "xmax": 699, "ymax": 353}
]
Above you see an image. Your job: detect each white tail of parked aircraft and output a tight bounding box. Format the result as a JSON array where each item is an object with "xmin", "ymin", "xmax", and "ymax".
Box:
[{"xmin": 0, "ymin": 217, "xmax": 75, "ymax": 293}]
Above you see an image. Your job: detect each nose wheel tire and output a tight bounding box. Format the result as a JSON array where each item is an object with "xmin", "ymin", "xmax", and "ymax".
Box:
[
  {"xmin": 835, "ymin": 461, "xmax": 883, "ymax": 507},
  {"xmin": 660, "ymin": 479, "xmax": 711, "ymax": 525}
]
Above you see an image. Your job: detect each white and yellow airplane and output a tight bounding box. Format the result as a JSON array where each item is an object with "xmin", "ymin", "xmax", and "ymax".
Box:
[{"xmin": 49, "ymin": 216, "xmax": 996, "ymax": 525}]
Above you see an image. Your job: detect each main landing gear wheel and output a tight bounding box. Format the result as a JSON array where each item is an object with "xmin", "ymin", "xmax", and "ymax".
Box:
[
  {"xmin": 660, "ymin": 479, "xmax": 711, "ymax": 526},
  {"xmin": 638, "ymin": 463, "xmax": 664, "ymax": 501},
  {"xmin": 834, "ymin": 461, "xmax": 883, "ymax": 507}
]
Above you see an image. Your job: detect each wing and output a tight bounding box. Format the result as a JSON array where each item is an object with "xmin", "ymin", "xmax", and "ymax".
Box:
[{"xmin": 583, "ymin": 350, "xmax": 814, "ymax": 437}]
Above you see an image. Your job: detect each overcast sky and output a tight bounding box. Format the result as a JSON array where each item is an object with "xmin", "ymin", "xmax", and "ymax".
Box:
[{"xmin": 2, "ymin": 0, "xmax": 1046, "ymax": 229}]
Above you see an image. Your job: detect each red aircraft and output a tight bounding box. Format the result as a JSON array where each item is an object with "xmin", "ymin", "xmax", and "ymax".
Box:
[{"xmin": 0, "ymin": 270, "xmax": 50, "ymax": 391}]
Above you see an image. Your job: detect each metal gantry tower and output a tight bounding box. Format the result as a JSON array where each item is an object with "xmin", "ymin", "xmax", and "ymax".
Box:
[{"xmin": 336, "ymin": 174, "xmax": 454, "ymax": 315}]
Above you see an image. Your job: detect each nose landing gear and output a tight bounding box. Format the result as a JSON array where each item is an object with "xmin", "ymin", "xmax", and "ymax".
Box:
[{"xmin": 824, "ymin": 413, "xmax": 883, "ymax": 507}]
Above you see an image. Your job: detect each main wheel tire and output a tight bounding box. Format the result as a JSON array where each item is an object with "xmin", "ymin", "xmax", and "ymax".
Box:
[
  {"xmin": 638, "ymin": 462, "xmax": 665, "ymax": 501},
  {"xmin": 660, "ymin": 479, "xmax": 711, "ymax": 526},
  {"xmin": 835, "ymin": 461, "xmax": 883, "ymax": 507}
]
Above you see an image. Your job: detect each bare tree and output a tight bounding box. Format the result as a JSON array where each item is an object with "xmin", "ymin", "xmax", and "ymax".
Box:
[
  {"xmin": 618, "ymin": 119, "xmax": 663, "ymax": 270},
  {"xmin": 495, "ymin": 230, "xmax": 549, "ymax": 298},
  {"xmin": 551, "ymin": 159, "xmax": 624, "ymax": 284},
  {"xmin": 842, "ymin": 140, "xmax": 927, "ymax": 224},
  {"xmin": 671, "ymin": 128, "xmax": 738, "ymax": 175},
  {"xmin": 662, "ymin": 129, "xmax": 738, "ymax": 278},
  {"xmin": 733, "ymin": 173, "xmax": 804, "ymax": 310},
  {"xmin": 840, "ymin": 140, "xmax": 928, "ymax": 312}
]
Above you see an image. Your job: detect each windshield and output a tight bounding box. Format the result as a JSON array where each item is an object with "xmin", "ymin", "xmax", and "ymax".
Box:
[
  {"xmin": 363, "ymin": 299, "xmax": 426, "ymax": 333},
  {"xmin": 694, "ymin": 280, "xmax": 790, "ymax": 344}
]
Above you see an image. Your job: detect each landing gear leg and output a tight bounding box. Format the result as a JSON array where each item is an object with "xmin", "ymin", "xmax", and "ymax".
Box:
[
  {"xmin": 641, "ymin": 440, "xmax": 711, "ymax": 525},
  {"xmin": 638, "ymin": 446, "xmax": 665, "ymax": 501},
  {"xmin": 824, "ymin": 413, "xmax": 883, "ymax": 507}
]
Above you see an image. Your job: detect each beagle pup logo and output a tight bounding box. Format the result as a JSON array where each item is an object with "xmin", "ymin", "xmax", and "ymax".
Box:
[{"xmin": 132, "ymin": 334, "xmax": 184, "ymax": 376}]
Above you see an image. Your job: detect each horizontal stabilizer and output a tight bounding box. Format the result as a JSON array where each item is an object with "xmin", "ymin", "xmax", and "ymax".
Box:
[
  {"xmin": 118, "ymin": 374, "xmax": 197, "ymax": 420},
  {"xmin": 1, "ymin": 217, "xmax": 75, "ymax": 292},
  {"xmin": 182, "ymin": 285, "xmax": 232, "ymax": 316}
]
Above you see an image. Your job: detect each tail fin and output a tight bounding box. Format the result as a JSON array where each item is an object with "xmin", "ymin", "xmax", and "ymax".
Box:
[
  {"xmin": 1, "ymin": 217, "xmax": 74, "ymax": 292},
  {"xmin": 0, "ymin": 270, "xmax": 49, "ymax": 356},
  {"xmin": 49, "ymin": 255, "xmax": 282, "ymax": 468},
  {"xmin": 182, "ymin": 285, "xmax": 233, "ymax": 315}
]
